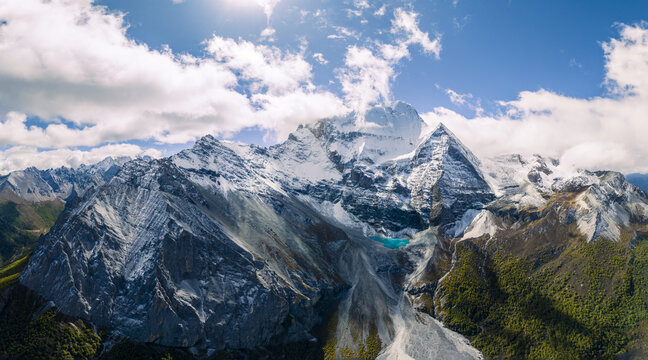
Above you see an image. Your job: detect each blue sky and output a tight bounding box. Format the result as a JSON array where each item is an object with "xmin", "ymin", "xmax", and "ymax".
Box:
[
  {"xmin": 0, "ymin": 0, "xmax": 647, "ymax": 173},
  {"xmin": 97, "ymin": 0, "xmax": 647, "ymax": 119}
]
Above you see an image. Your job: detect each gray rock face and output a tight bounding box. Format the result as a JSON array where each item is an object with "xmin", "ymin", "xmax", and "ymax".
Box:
[
  {"xmin": 294, "ymin": 104, "xmax": 494, "ymax": 236},
  {"xmin": 21, "ymin": 157, "xmax": 347, "ymax": 349},
  {"xmin": 482, "ymin": 154, "xmax": 648, "ymax": 242},
  {"xmin": 20, "ymin": 102, "xmax": 493, "ymax": 357}
]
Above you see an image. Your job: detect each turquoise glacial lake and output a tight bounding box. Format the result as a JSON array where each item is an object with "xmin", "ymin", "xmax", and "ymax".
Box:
[{"xmin": 370, "ymin": 236, "xmax": 410, "ymax": 249}]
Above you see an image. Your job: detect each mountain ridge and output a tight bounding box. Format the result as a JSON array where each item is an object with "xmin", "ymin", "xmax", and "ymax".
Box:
[{"xmin": 16, "ymin": 101, "xmax": 648, "ymax": 359}]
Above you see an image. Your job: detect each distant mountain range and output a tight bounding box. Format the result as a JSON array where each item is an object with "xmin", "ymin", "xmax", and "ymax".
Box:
[
  {"xmin": 2, "ymin": 102, "xmax": 648, "ymax": 359},
  {"xmin": 0, "ymin": 156, "xmax": 131, "ymax": 202},
  {"xmin": 627, "ymin": 173, "xmax": 648, "ymax": 194}
]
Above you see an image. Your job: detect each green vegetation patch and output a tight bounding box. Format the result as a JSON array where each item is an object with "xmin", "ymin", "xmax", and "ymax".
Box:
[
  {"xmin": 435, "ymin": 234, "xmax": 648, "ymax": 360},
  {"xmin": 323, "ymin": 332, "xmax": 382, "ymax": 360},
  {"xmin": 0, "ymin": 252, "xmax": 31, "ymax": 290},
  {"xmin": 0, "ymin": 286, "xmax": 101, "ymax": 360},
  {"xmin": 0, "ymin": 196, "xmax": 65, "ymax": 265}
]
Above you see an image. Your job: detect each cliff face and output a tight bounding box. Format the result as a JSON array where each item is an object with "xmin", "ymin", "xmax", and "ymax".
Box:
[{"xmin": 21, "ymin": 157, "xmax": 347, "ymax": 349}]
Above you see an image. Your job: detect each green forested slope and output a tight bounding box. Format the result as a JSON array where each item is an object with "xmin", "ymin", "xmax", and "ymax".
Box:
[
  {"xmin": 0, "ymin": 191, "xmax": 64, "ymax": 265},
  {"xmin": 435, "ymin": 219, "xmax": 648, "ymax": 359}
]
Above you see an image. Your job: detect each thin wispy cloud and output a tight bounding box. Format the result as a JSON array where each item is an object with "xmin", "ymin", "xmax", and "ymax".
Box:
[
  {"xmin": 446, "ymin": 89, "xmax": 472, "ymax": 105},
  {"xmin": 374, "ymin": 5, "xmax": 387, "ymax": 16},
  {"xmin": 391, "ymin": 8, "xmax": 442, "ymax": 58}
]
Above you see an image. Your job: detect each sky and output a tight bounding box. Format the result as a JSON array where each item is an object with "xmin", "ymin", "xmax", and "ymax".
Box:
[{"xmin": 0, "ymin": 0, "xmax": 647, "ymax": 174}]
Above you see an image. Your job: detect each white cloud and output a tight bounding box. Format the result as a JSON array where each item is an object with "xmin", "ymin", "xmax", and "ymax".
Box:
[
  {"xmin": 260, "ymin": 26, "xmax": 276, "ymax": 41},
  {"xmin": 256, "ymin": 0, "xmax": 280, "ymax": 22},
  {"xmin": 354, "ymin": 0, "xmax": 370, "ymax": 9},
  {"xmin": 313, "ymin": 53, "xmax": 328, "ymax": 64},
  {"xmin": 379, "ymin": 43, "xmax": 410, "ymax": 62},
  {"xmin": 337, "ymin": 8, "xmax": 441, "ymax": 115},
  {"xmin": 422, "ymin": 23, "xmax": 648, "ymax": 173},
  {"xmin": 249, "ymin": 0, "xmax": 280, "ymax": 37},
  {"xmin": 206, "ymin": 36, "xmax": 313, "ymax": 95},
  {"xmin": 446, "ymin": 89, "xmax": 471, "ymax": 105},
  {"xmin": 328, "ymin": 26, "xmax": 361, "ymax": 40},
  {"xmin": 0, "ymin": 144, "xmax": 161, "ymax": 175},
  {"xmin": 347, "ymin": 0, "xmax": 370, "ymax": 18},
  {"xmin": 374, "ymin": 5, "xmax": 387, "ymax": 16},
  {"xmin": 391, "ymin": 8, "xmax": 442, "ymax": 58},
  {"xmin": 251, "ymin": 89, "xmax": 344, "ymax": 140},
  {"xmin": 0, "ymin": 0, "xmax": 252, "ymax": 145},
  {"xmin": 0, "ymin": 0, "xmax": 346, "ymax": 170},
  {"xmin": 338, "ymin": 46, "xmax": 395, "ymax": 115},
  {"xmin": 346, "ymin": 9, "xmax": 363, "ymax": 18},
  {"xmin": 445, "ymin": 88, "xmax": 483, "ymax": 115}
]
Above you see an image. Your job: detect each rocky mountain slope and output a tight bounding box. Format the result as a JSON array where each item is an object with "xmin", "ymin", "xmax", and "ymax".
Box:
[
  {"xmin": 17, "ymin": 102, "xmax": 648, "ymax": 359},
  {"xmin": 0, "ymin": 157, "xmax": 132, "ymax": 265},
  {"xmin": 434, "ymin": 155, "xmax": 648, "ymax": 359}
]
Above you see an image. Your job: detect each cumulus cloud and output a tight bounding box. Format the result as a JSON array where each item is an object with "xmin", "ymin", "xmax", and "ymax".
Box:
[
  {"xmin": 0, "ymin": 0, "xmax": 249, "ymax": 144},
  {"xmin": 0, "ymin": 0, "xmax": 345, "ymax": 159},
  {"xmin": 422, "ymin": 23, "xmax": 648, "ymax": 173},
  {"xmin": 0, "ymin": 0, "xmax": 347, "ymax": 172},
  {"xmin": 206, "ymin": 36, "xmax": 313, "ymax": 95},
  {"xmin": 337, "ymin": 8, "xmax": 441, "ymax": 115},
  {"xmin": 338, "ymin": 46, "xmax": 395, "ymax": 115},
  {"xmin": 260, "ymin": 26, "xmax": 276, "ymax": 41},
  {"xmin": 251, "ymin": 89, "xmax": 344, "ymax": 140}
]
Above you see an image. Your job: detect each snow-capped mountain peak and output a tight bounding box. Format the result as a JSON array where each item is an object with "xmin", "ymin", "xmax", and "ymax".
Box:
[
  {"xmin": 18, "ymin": 101, "xmax": 648, "ymax": 359},
  {"xmin": 356, "ymin": 100, "xmax": 423, "ymax": 140}
]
